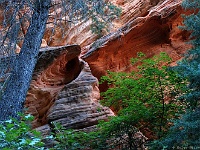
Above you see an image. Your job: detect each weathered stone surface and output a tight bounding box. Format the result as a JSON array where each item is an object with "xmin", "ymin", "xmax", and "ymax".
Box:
[
  {"xmin": 25, "ymin": 45, "xmax": 114, "ymax": 129},
  {"xmin": 47, "ymin": 60, "xmax": 114, "ymax": 129},
  {"xmin": 26, "ymin": 0, "xmax": 190, "ymax": 94},
  {"xmin": 43, "ymin": 0, "xmax": 156, "ymax": 50},
  {"xmin": 37, "ymin": 1, "xmax": 191, "ymax": 90},
  {"xmin": 25, "ymin": 45, "xmax": 82, "ymax": 128},
  {"xmin": 24, "ymin": 0, "xmax": 192, "ymax": 139},
  {"xmin": 82, "ymin": 0, "xmax": 191, "ymax": 91}
]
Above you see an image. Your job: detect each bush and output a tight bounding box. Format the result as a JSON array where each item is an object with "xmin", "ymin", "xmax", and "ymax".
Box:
[
  {"xmin": 100, "ymin": 52, "xmax": 187, "ymax": 139},
  {"xmin": 0, "ymin": 114, "xmax": 45, "ymax": 150},
  {"xmin": 150, "ymin": 0, "xmax": 200, "ymax": 148}
]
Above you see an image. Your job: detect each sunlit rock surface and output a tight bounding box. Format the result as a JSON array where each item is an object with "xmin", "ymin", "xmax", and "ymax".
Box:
[{"xmin": 25, "ymin": 45, "xmax": 114, "ymax": 130}]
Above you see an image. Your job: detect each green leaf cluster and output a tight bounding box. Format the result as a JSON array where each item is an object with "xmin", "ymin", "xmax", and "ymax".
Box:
[
  {"xmin": 51, "ymin": 123, "xmax": 89, "ymax": 150},
  {"xmin": 0, "ymin": 52, "xmax": 188, "ymax": 150},
  {"xmin": 152, "ymin": 0, "xmax": 200, "ymax": 149},
  {"xmin": 0, "ymin": 114, "xmax": 45, "ymax": 150},
  {"xmin": 90, "ymin": 2, "xmax": 122, "ymax": 37},
  {"xmin": 101, "ymin": 52, "xmax": 187, "ymax": 140},
  {"xmin": 150, "ymin": 109, "xmax": 200, "ymax": 150}
]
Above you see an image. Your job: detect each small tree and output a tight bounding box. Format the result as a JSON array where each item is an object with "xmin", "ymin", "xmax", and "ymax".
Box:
[
  {"xmin": 151, "ymin": 0, "xmax": 200, "ymax": 149},
  {"xmin": 100, "ymin": 52, "xmax": 186, "ymax": 140},
  {"xmin": 0, "ymin": 114, "xmax": 45, "ymax": 150}
]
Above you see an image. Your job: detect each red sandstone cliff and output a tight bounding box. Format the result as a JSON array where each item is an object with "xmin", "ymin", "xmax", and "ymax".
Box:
[
  {"xmin": 82, "ymin": 0, "xmax": 191, "ymax": 91},
  {"xmin": 40, "ymin": 0, "xmax": 191, "ymax": 90},
  {"xmin": 24, "ymin": 0, "xmax": 191, "ymax": 134},
  {"xmin": 25, "ymin": 45, "xmax": 114, "ymax": 129}
]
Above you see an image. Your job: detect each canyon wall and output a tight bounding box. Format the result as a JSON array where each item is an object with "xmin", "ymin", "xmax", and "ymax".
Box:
[
  {"xmin": 24, "ymin": 0, "xmax": 191, "ymax": 134},
  {"xmin": 40, "ymin": 0, "xmax": 190, "ymax": 92},
  {"xmin": 82, "ymin": 0, "xmax": 191, "ymax": 91}
]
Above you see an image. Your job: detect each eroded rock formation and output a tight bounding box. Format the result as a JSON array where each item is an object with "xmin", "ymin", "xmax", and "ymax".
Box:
[
  {"xmin": 47, "ymin": 60, "xmax": 114, "ymax": 129},
  {"xmin": 82, "ymin": 0, "xmax": 191, "ymax": 91},
  {"xmin": 25, "ymin": 45, "xmax": 82, "ymax": 128},
  {"xmin": 25, "ymin": 45, "xmax": 114, "ymax": 131},
  {"xmin": 40, "ymin": 0, "xmax": 191, "ymax": 93},
  {"xmin": 24, "ymin": 0, "xmax": 191, "ymax": 135}
]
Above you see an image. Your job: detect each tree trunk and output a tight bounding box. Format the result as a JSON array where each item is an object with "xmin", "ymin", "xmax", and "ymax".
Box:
[{"xmin": 0, "ymin": 0, "xmax": 51, "ymax": 120}]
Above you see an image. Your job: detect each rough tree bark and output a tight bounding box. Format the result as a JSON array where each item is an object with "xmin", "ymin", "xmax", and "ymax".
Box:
[{"xmin": 0, "ymin": 0, "xmax": 51, "ymax": 120}]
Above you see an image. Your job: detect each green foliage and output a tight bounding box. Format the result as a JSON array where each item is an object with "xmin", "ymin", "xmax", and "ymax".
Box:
[
  {"xmin": 149, "ymin": 109, "xmax": 200, "ymax": 150},
  {"xmin": 0, "ymin": 114, "xmax": 104, "ymax": 150},
  {"xmin": 181, "ymin": 0, "xmax": 200, "ymax": 47},
  {"xmin": 95, "ymin": 116, "xmax": 146, "ymax": 150},
  {"xmin": 51, "ymin": 117, "xmax": 146, "ymax": 150},
  {"xmin": 0, "ymin": 52, "xmax": 189, "ymax": 150},
  {"xmin": 90, "ymin": 3, "xmax": 122, "ymax": 37},
  {"xmin": 150, "ymin": 0, "xmax": 200, "ymax": 148},
  {"xmin": 101, "ymin": 52, "xmax": 187, "ymax": 138},
  {"xmin": 0, "ymin": 0, "xmax": 122, "ymax": 121},
  {"xmin": 51, "ymin": 123, "xmax": 89, "ymax": 150},
  {"xmin": 0, "ymin": 114, "xmax": 45, "ymax": 150},
  {"xmin": 50, "ymin": 118, "xmax": 146, "ymax": 150},
  {"xmin": 176, "ymin": 0, "xmax": 200, "ymax": 109},
  {"xmin": 182, "ymin": 0, "xmax": 200, "ymax": 42}
]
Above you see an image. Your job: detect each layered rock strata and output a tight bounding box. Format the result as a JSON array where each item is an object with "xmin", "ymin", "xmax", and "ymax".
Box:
[
  {"xmin": 82, "ymin": 0, "xmax": 191, "ymax": 91},
  {"xmin": 25, "ymin": 45, "xmax": 82, "ymax": 128},
  {"xmin": 40, "ymin": 0, "xmax": 191, "ymax": 93},
  {"xmin": 47, "ymin": 60, "xmax": 114, "ymax": 129},
  {"xmin": 24, "ymin": 0, "xmax": 191, "ymax": 130},
  {"xmin": 23, "ymin": 0, "xmax": 190, "ymax": 147},
  {"xmin": 25, "ymin": 45, "xmax": 114, "ymax": 131},
  {"xmin": 38, "ymin": 0, "xmax": 191, "ymax": 91}
]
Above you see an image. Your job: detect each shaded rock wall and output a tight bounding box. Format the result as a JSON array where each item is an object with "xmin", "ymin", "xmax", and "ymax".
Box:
[
  {"xmin": 25, "ymin": 0, "xmax": 191, "ymax": 131},
  {"xmin": 25, "ymin": 45, "xmax": 82, "ymax": 128},
  {"xmin": 47, "ymin": 60, "xmax": 114, "ymax": 129},
  {"xmin": 82, "ymin": 0, "xmax": 191, "ymax": 91},
  {"xmin": 41, "ymin": 1, "xmax": 190, "ymax": 91}
]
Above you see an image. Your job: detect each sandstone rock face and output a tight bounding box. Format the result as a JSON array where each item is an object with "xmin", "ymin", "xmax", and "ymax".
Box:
[
  {"xmin": 43, "ymin": 0, "xmax": 157, "ymax": 51},
  {"xmin": 41, "ymin": 1, "xmax": 191, "ymax": 91},
  {"xmin": 82, "ymin": 0, "xmax": 191, "ymax": 91},
  {"xmin": 39, "ymin": 0, "xmax": 191, "ymax": 92},
  {"xmin": 25, "ymin": 45, "xmax": 82, "ymax": 128},
  {"xmin": 25, "ymin": 0, "xmax": 191, "ymax": 133},
  {"xmin": 25, "ymin": 45, "xmax": 114, "ymax": 130},
  {"xmin": 47, "ymin": 60, "xmax": 114, "ymax": 129}
]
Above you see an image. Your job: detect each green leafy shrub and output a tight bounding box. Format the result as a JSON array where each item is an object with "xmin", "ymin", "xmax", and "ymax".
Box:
[
  {"xmin": 150, "ymin": 0, "xmax": 200, "ymax": 149},
  {"xmin": 0, "ymin": 115, "xmax": 102, "ymax": 150},
  {"xmin": 51, "ymin": 120, "xmax": 146, "ymax": 150},
  {"xmin": 95, "ymin": 116, "xmax": 147, "ymax": 150},
  {"xmin": 51, "ymin": 123, "xmax": 89, "ymax": 150},
  {"xmin": 90, "ymin": 3, "xmax": 122, "ymax": 37},
  {"xmin": 0, "ymin": 52, "xmax": 188, "ymax": 150},
  {"xmin": 149, "ymin": 109, "xmax": 200, "ymax": 150},
  {"xmin": 176, "ymin": 0, "xmax": 200, "ymax": 109},
  {"xmin": 0, "ymin": 114, "xmax": 45, "ymax": 150},
  {"xmin": 100, "ymin": 52, "xmax": 187, "ymax": 139}
]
